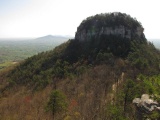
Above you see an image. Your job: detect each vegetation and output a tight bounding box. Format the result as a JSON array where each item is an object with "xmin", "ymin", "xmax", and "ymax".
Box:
[
  {"xmin": 111, "ymin": 74, "xmax": 160, "ymax": 119},
  {"xmin": 0, "ymin": 36, "xmax": 68, "ymax": 70},
  {"xmin": 150, "ymin": 39, "xmax": 160, "ymax": 49},
  {"xmin": 0, "ymin": 61, "xmax": 14, "ymax": 71},
  {"xmin": 78, "ymin": 12, "xmax": 142, "ymax": 31},
  {"xmin": 46, "ymin": 90, "xmax": 68, "ymax": 119},
  {"xmin": 0, "ymin": 12, "xmax": 160, "ymax": 119}
]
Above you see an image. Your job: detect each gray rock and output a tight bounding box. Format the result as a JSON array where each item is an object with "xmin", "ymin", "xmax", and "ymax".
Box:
[
  {"xmin": 75, "ymin": 25, "xmax": 143, "ymax": 41},
  {"xmin": 133, "ymin": 94, "xmax": 160, "ymax": 113}
]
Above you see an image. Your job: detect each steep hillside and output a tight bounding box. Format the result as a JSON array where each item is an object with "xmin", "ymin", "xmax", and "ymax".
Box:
[{"xmin": 0, "ymin": 12, "xmax": 160, "ymax": 120}]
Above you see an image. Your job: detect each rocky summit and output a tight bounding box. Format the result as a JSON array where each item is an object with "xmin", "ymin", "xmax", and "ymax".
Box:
[
  {"xmin": 75, "ymin": 12, "xmax": 145, "ymax": 42},
  {"xmin": 74, "ymin": 12, "xmax": 147, "ymax": 58}
]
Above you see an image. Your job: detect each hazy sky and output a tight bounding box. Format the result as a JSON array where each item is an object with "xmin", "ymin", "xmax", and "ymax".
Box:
[{"xmin": 0, "ymin": 0, "xmax": 160, "ymax": 39}]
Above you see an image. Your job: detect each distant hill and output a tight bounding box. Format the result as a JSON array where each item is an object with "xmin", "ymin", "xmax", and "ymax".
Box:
[
  {"xmin": 34, "ymin": 35, "xmax": 72, "ymax": 43},
  {"xmin": 0, "ymin": 35, "xmax": 71, "ymax": 69}
]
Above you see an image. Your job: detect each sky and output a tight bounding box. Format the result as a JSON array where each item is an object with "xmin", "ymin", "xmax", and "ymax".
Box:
[{"xmin": 0, "ymin": 0, "xmax": 160, "ymax": 39}]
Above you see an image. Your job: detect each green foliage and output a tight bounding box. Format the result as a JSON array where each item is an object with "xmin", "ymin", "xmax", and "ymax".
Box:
[
  {"xmin": 53, "ymin": 59, "xmax": 73, "ymax": 78},
  {"xmin": 128, "ymin": 41, "xmax": 160, "ymax": 74},
  {"xmin": 6, "ymin": 41, "xmax": 75, "ymax": 89},
  {"xmin": 98, "ymin": 36, "xmax": 132, "ymax": 57},
  {"xmin": 78, "ymin": 12, "xmax": 142, "ymax": 31},
  {"xmin": 120, "ymin": 74, "xmax": 160, "ymax": 119},
  {"xmin": 105, "ymin": 74, "xmax": 160, "ymax": 119},
  {"xmin": 123, "ymin": 74, "xmax": 160, "ymax": 102},
  {"xmin": 96, "ymin": 51, "xmax": 113, "ymax": 63},
  {"xmin": 123, "ymin": 79, "xmax": 137, "ymax": 102},
  {"xmin": 147, "ymin": 111, "xmax": 160, "ymax": 119},
  {"xmin": 105, "ymin": 104, "xmax": 128, "ymax": 120},
  {"xmin": 0, "ymin": 61, "xmax": 13, "ymax": 71},
  {"xmin": 46, "ymin": 90, "xmax": 68, "ymax": 117}
]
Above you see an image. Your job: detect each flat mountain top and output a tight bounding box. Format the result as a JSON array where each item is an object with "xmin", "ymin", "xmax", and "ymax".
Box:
[{"xmin": 75, "ymin": 12, "xmax": 146, "ymax": 42}]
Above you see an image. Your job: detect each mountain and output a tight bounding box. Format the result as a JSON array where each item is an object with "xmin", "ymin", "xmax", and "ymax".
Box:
[
  {"xmin": 35, "ymin": 35, "xmax": 71, "ymax": 42},
  {"xmin": 0, "ymin": 12, "xmax": 160, "ymax": 120}
]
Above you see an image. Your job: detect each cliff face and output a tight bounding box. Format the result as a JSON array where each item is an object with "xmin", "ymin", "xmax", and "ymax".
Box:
[
  {"xmin": 75, "ymin": 12, "xmax": 145, "ymax": 41},
  {"xmin": 75, "ymin": 26, "xmax": 144, "ymax": 41}
]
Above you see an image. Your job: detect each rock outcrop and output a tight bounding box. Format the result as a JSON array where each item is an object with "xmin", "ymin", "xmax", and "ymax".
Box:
[
  {"xmin": 75, "ymin": 12, "xmax": 145, "ymax": 41},
  {"xmin": 133, "ymin": 94, "xmax": 160, "ymax": 113},
  {"xmin": 133, "ymin": 94, "xmax": 160, "ymax": 119},
  {"xmin": 73, "ymin": 12, "xmax": 147, "ymax": 57},
  {"xmin": 76, "ymin": 26, "xmax": 144, "ymax": 41}
]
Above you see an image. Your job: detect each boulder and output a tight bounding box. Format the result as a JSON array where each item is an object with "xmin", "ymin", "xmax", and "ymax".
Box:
[{"xmin": 133, "ymin": 94, "xmax": 160, "ymax": 113}]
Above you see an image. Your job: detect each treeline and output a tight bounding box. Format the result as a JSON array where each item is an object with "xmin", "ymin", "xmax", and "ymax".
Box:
[
  {"xmin": 6, "ymin": 36, "xmax": 160, "ymax": 91},
  {"xmin": 78, "ymin": 12, "xmax": 142, "ymax": 32}
]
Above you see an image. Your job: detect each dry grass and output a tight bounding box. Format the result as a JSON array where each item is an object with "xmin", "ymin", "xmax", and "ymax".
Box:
[{"xmin": 0, "ymin": 86, "xmax": 53, "ymax": 120}]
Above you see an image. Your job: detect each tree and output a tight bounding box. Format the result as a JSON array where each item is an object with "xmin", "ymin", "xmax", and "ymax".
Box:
[{"xmin": 46, "ymin": 90, "xmax": 68, "ymax": 119}]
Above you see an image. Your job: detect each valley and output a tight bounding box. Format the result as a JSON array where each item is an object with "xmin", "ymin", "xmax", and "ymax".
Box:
[{"xmin": 0, "ymin": 35, "xmax": 70, "ymax": 70}]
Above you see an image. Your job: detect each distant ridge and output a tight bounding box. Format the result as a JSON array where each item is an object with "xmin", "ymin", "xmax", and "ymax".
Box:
[{"xmin": 35, "ymin": 35, "xmax": 72, "ymax": 41}]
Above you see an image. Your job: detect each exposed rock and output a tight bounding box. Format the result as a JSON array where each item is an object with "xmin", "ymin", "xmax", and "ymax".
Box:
[
  {"xmin": 133, "ymin": 94, "xmax": 160, "ymax": 120},
  {"xmin": 136, "ymin": 27, "xmax": 144, "ymax": 37},
  {"xmin": 76, "ymin": 26, "xmax": 144, "ymax": 41},
  {"xmin": 75, "ymin": 12, "xmax": 145, "ymax": 41},
  {"xmin": 133, "ymin": 94, "xmax": 160, "ymax": 113},
  {"xmin": 76, "ymin": 26, "xmax": 132, "ymax": 41}
]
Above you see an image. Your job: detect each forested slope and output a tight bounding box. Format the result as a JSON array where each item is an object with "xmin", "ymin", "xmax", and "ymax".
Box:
[{"xmin": 0, "ymin": 12, "xmax": 160, "ymax": 120}]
